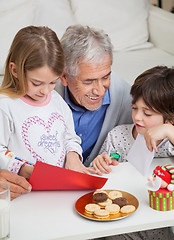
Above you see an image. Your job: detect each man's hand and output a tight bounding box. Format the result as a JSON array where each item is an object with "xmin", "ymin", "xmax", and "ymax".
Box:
[{"xmin": 0, "ymin": 170, "xmax": 32, "ymax": 200}]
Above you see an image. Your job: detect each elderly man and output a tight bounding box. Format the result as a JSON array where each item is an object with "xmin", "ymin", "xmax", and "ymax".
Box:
[
  {"xmin": 56, "ymin": 24, "xmax": 132, "ymax": 166},
  {"xmin": 56, "ymin": 24, "xmax": 174, "ymax": 240}
]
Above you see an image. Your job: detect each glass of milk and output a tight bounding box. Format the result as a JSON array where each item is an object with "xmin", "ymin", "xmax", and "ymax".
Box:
[{"xmin": 0, "ymin": 181, "xmax": 10, "ymax": 239}]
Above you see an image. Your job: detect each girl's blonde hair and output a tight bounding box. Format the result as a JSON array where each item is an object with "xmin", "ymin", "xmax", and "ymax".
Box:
[{"xmin": 0, "ymin": 26, "xmax": 64, "ymax": 98}]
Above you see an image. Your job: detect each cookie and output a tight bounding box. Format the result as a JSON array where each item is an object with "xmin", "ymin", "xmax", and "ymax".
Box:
[
  {"xmin": 105, "ymin": 204, "xmax": 120, "ymax": 214},
  {"xmin": 120, "ymin": 205, "xmax": 136, "ymax": 213},
  {"xmin": 98, "ymin": 198, "xmax": 112, "ymax": 208},
  {"xmin": 112, "ymin": 197, "xmax": 128, "ymax": 208},
  {"xmin": 94, "ymin": 209, "xmax": 110, "ymax": 219},
  {"xmin": 85, "ymin": 203, "xmax": 100, "ymax": 215},
  {"xmin": 108, "ymin": 190, "xmax": 122, "ymax": 200},
  {"xmin": 93, "ymin": 190, "xmax": 108, "ymax": 203}
]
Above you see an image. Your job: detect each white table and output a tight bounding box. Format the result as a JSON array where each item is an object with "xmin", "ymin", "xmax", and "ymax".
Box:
[{"xmin": 9, "ymin": 158, "xmax": 174, "ymax": 240}]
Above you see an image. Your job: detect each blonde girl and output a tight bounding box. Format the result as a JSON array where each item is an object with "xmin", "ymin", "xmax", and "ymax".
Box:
[{"xmin": 0, "ymin": 26, "xmax": 94, "ymax": 179}]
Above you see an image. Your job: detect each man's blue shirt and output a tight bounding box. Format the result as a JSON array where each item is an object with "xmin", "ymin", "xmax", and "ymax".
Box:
[{"xmin": 65, "ymin": 87, "xmax": 110, "ymax": 162}]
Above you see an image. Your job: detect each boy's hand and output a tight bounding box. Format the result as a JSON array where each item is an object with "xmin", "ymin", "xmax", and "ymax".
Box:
[
  {"xmin": 144, "ymin": 124, "xmax": 173, "ymax": 152},
  {"xmin": 92, "ymin": 153, "xmax": 119, "ymax": 176}
]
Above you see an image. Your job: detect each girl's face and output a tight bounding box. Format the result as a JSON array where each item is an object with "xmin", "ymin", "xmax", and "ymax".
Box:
[
  {"xmin": 132, "ymin": 97, "xmax": 164, "ymax": 136},
  {"xmin": 25, "ymin": 65, "xmax": 59, "ymax": 103}
]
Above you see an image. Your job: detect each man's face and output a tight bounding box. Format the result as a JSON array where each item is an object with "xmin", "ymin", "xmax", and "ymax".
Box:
[{"xmin": 61, "ymin": 54, "xmax": 111, "ymax": 111}]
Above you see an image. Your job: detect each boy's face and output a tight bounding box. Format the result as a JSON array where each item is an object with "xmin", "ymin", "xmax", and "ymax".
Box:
[
  {"xmin": 132, "ymin": 97, "xmax": 164, "ymax": 135},
  {"xmin": 25, "ymin": 65, "xmax": 59, "ymax": 103}
]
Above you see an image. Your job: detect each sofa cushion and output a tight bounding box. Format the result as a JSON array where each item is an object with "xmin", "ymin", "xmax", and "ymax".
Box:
[
  {"xmin": 0, "ymin": 0, "xmax": 35, "ymax": 74},
  {"xmin": 112, "ymin": 48, "xmax": 174, "ymax": 86},
  {"xmin": 34, "ymin": 0, "xmax": 76, "ymax": 39},
  {"xmin": 0, "ymin": 0, "xmax": 76, "ymax": 75},
  {"xmin": 71, "ymin": 0, "xmax": 153, "ymax": 51}
]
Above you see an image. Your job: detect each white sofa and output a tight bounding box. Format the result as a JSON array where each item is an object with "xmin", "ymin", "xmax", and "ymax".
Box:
[
  {"xmin": 114, "ymin": 5, "xmax": 174, "ymax": 85},
  {"xmin": 0, "ymin": 0, "xmax": 174, "ymax": 86}
]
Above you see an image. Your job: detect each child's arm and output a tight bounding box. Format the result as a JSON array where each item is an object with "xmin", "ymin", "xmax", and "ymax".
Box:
[
  {"xmin": 18, "ymin": 164, "xmax": 34, "ymax": 179},
  {"xmin": 0, "ymin": 148, "xmax": 33, "ymax": 180},
  {"xmin": 63, "ymin": 105, "xmax": 83, "ymax": 161},
  {"xmin": 144, "ymin": 123, "xmax": 174, "ymax": 152},
  {"xmin": 1, "ymin": 149, "xmax": 34, "ymax": 178},
  {"xmin": 0, "ymin": 105, "xmax": 34, "ymax": 178},
  {"xmin": 92, "ymin": 153, "xmax": 119, "ymax": 176},
  {"xmin": 65, "ymin": 151, "xmax": 97, "ymax": 174},
  {"xmin": 0, "ymin": 108, "xmax": 26, "ymax": 174}
]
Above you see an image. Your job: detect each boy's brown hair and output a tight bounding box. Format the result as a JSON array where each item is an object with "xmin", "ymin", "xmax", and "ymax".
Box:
[{"xmin": 130, "ymin": 66, "xmax": 174, "ymax": 122}]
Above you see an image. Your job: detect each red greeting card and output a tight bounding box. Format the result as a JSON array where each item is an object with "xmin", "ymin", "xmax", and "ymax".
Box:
[{"xmin": 29, "ymin": 161, "xmax": 108, "ymax": 190}]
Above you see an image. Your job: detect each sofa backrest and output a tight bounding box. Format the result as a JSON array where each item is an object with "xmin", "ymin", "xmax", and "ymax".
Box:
[{"xmin": 0, "ymin": 0, "xmax": 152, "ymax": 75}]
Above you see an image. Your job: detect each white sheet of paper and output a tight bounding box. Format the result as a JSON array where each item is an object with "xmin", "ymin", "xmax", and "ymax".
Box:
[{"xmin": 126, "ymin": 134, "xmax": 155, "ymax": 176}]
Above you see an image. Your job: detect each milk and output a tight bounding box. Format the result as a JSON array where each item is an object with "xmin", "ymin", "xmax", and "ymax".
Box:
[{"xmin": 0, "ymin": 199, "xmax": 10, "ymax": 239}]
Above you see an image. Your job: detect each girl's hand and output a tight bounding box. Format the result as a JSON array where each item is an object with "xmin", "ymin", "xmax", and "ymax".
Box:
[
  {"xmin": 92, "ymin": 153, "xmax": 119, "ymax": 176},
  {"xmin": 144, "ymin": 124, "xmax": 174, "ymax": 152},
  {"xmin": 65, "ymin": 151, "xmax": 97, "ymax": 175},
  {"xmin": 18, "ymin": 164, "xmax": 34, "ymax": 179}
]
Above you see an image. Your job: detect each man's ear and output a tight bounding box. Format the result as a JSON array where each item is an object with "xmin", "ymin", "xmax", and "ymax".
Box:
[
  {"xmin": 59, "ymin": 73, "xmax": 68, "ymax": 86},
  {"xmin": 9, "ymin": 62, "xmax": 18, "ymax": 78}
]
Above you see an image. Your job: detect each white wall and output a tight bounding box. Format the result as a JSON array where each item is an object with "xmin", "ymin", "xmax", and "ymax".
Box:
[{"xmin": 150, "ymin": 0, "xmax": 174, "ymax": 12}]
